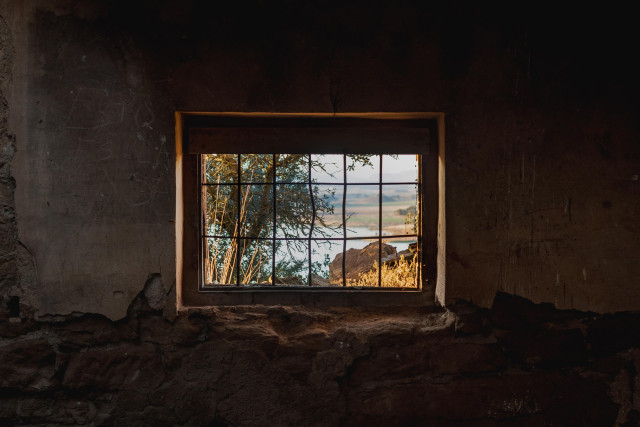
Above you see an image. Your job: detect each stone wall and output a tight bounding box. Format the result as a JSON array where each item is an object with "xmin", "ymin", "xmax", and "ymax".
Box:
[{"xmin": 1, "ymin": 291, "xmax": 639, "ymax": 425}]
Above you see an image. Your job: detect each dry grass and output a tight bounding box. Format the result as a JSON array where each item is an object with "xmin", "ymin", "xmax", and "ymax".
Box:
[{"xmin": 347, "ymin": 253, "xmax": 418, "ymax": 287}]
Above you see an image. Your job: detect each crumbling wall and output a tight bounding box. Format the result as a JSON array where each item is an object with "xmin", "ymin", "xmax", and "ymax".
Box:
[
  {"xmin": 0, "ymin": 10, "xmax": 28, "ymax": 322},
  {"xmin": 4, "ymin": 1, "xmax": 175, "ymax": 320},
  {"xmin": 2, "ymin": 1, "xmax": 638, "ymax": 318},
  {"xmin": 1, "ymin": 1, "xmax": 640, "ymax": 424},
  {"xmin": 1, "ymin": 291, "xmax": 639, "ymax": 425},
  {"xmin": 0, "ymin": 13, "xmax": 15, "ymax": 290}
]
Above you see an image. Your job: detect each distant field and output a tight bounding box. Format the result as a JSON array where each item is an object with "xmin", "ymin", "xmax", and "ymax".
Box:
[{"xmin": 321, "ymin": 196, "xmax": 417, "ymax": 235}]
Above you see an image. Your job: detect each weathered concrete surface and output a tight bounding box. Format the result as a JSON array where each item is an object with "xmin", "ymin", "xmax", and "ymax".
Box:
[
  {"xmin": 4, "ymin": 1, "xmax": 176, "ymax": 319},
  {"xmin": 0, "ymin": 291, "xmax": 637, "ymax": 426},
  {"xmin": 1, "ymin": 1, "xmax": 638, "ymax": 318},
  {"xmin": 0, "ymin": 10, "xmax": 16, "ymax": 303},
  {"xmin": 3, "ymin": 2, "xmax": 640, "ymax": 424}
]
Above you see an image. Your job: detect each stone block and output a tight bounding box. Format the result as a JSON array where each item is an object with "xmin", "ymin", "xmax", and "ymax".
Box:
[
  {"xmin": 348, "ymin": 345, "xmax": 430, "ymax": 387},
  {"xmin": 345, "ymin": 371, "xmax": 618, "ymax": 425},
  {"xmin": 62, "ymin": 343, "xmax": 163, "ymax": 391},
  {"xmin": 454, "ymin": 311, "xmax": 485, "ymax": 336},
  {"xmin": 587, "ymin": 312, "xmax": 640, "ymax": 357},
  {"xmin": 15, "ymin": 399, "xmax": 98, "ymax": 425},
  {"xmin": 499, "ymin": 327, "xmax": 586, "ymax": 367},
  {"xmin": 139, "ymin": 312, "xmax": 213, "ymax": 347},
  {"xmin": 429, "ymin": 342, "xmax": 506, "ymax": 374},
  {"xmin": 0, "ymin": 339, "xmax": 57, "ymax": 390},
  {"xmin": 0, "ymin": 316, "xmax": 40, "ymax": 338},
  {"xmin": 490, "ymin": 292, "xmax": 586, "ymax": 329},
  {"xmin": 54, "ymin": 314, "xmax": 138, "ymax": 349}
]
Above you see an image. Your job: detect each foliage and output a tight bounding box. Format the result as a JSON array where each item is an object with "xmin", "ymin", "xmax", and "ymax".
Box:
[{"xmin": 204, "ymin": 154, "xmax": 367, "ymax": 285}]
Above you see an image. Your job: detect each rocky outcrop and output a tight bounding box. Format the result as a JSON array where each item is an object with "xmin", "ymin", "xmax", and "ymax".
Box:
[{"xmin": 329, "ymin": 242, "xmax": 396, "ymax": 284}]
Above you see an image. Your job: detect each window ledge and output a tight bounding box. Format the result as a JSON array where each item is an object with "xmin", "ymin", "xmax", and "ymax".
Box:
[{"xmin": 181, "ymin": 284, "xmax": 437, "ymax": 308}]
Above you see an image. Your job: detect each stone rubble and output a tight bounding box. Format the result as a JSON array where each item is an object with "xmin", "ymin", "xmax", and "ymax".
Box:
[{"xmin": 0, "ymin": 290, "xmax": 638, "ymax": 426}]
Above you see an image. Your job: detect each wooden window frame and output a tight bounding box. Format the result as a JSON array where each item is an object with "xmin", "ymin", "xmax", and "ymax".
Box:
[{"xmin": 175, "ymin": 112, "xmax": 444, "ymax": 307}]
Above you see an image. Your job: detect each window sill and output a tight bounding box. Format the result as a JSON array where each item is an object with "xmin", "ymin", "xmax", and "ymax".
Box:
[{"xmin": 180, "ymin": 284, "xmax": 437, "ymax": 308}]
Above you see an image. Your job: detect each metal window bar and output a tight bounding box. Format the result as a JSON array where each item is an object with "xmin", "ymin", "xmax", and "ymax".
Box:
[
  {"xmin": 342, "ymin": 155, "xmax": 347, "ymax": 287},
  {"xmin": 378, "ymin": 155, "xmax": 383, "ymax": 287},
  {"xmin": 272, "ymin": 154, "xmax": 277, "ymax": 285},
  {"xmin": 203, "ymin": 181, "xmax": 417, "ymax": 186},
  {"xmin": 308, "ymin": 154, "xmax": 316, "ymax": 286},
  {"xmin": 235, "ymin": 154, "xmax": 242, "ymax": 286},
  {"xmin": 199, "ymin": 157, "xmax": 205, "ymax": 288},
  {"xmin": 417, "ymin": 154, "xmax": 422, "ymax": 289},
  {"xmin": 203, "ymin": 235, "xmax": 417, "ymax": 241}
]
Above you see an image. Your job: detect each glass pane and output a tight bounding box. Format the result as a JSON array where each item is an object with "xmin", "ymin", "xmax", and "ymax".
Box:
[
  {"xmin": 201, "ymin": 152, "xmax": 422, "ymax": 290},
  {"xmin": 311, "ymin": 154, "xmax": 343, "ymax": 183},
  {"xmin": 238, "ymin": 238, "xmax": 273, "ymax": 285},
  {"xmin": 380, "ymin": 237, "xmax": 418, "ymax": 288},
  {"xmin": 311, "ymin": 240, "xmax": 338, "ymax": 286},
  {"xmin": 239, "ymin": 184, "xmax": 274, "ymax": 239},
  {"xmin": 312, "ymin": 184, "xmax": 343, "ymax": 239},
  {"xmin": 382, "ymin": 184, "xmax": 419, "ymax": 236},
  {"xmin": 276, "ymin": 154, "xmax": 308, "ymax": 183},
  {"xmin": 274, "ymin": 240, "xmax": 309, "ymax": 286},
  {"xmin": 276, "ymin": 184, "xmax": 312, "ymax": 238},
  {"xmin": 203, "ymin": 154, "xmax": 237, "ymax": 184},
  {"xmin": 203, "ymin": 185, "xmax": 238, "ymax": 237},
  {"xmin": 203, "ymin": 237, "xmax": 237, "ymax": 285},
  {"xmin": 382, "ymin": 154, "xmax": 418, "ymax": 183},
  {"xmin": 241, "ymin": 154, "xmax": 273, "ymax": 183},
  {"xmin": 345, "ymin": 184, "xmax": 379, "ymax": 237},
  {"xmin": 347, "ymin": 154, "xmax": 379, "ymax": 183}
]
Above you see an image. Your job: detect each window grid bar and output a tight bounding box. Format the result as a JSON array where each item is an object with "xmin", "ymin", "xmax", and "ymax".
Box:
[
  {"xmin": 200, "ymin": 158, "xmax": 205, "ymax": 288},
  {"xmin": 203, "ymin": 181, "xmax": 418, "ymax": 186},
  {"xmin": 342, "ymin": 155, "xmax": 347, "ymax": 287},
  {"xmin": 419, "ymin": 167, "xmax": 422, "ymax": 288},
  {"xmin": 272, "ymin": 154, "xmax": 277, "ymax": 286},
  {"xmin": 308, "ymin": 154, "xmax": 315, "ymax": 286},
  {"xmin": 203, "ymin": 234, "xmax": 418, "ymax": 241},
  {"xmin": 417, "ymin": 178, "xmax": 421, "ymax": 288},
  {"xmin": 235, "ymin": 154, "xmax": 242, "ymax": 286},
  {"xmin": 378, "ymin": 155, "xmax": 383, "ymax": 287}
]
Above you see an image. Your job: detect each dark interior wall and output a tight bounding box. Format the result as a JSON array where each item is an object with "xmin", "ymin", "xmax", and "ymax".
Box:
[
  {"xmin": 1, "ymin": 2, "xmax": 640, "ymax": 425},
  {"xmin": 6, "ymin": 0, "xmax": 638, "ymax": 316}
]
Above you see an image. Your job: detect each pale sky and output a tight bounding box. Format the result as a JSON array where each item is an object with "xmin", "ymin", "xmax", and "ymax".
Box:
[{"xmin": 311, "ymin": 154, "xmax": 418, "ymax": 183}]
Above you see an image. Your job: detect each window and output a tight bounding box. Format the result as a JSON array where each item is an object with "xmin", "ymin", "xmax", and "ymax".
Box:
[{"xmin": 176, "ymin": 113, "xmax": 442, "ymax": 307}]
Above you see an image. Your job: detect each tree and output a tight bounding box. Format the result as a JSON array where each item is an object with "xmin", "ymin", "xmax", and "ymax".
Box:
[{"xmin": 204, "ymin": 154, "xmax": 367, "ymax": 285}]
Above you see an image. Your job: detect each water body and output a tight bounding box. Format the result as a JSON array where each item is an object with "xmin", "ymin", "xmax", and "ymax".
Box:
[
  {"xmin": 319, "ymin": 227, "xmax": 414, "ymax": 263},
  {"xmin": 279, "ymin": 227, "xmax": 415, "ymax": 268}
]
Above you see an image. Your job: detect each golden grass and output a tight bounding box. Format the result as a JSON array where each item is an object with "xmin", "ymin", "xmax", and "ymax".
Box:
[{"xmin": 346, "ymin": 253, "xmax": 418, "ymax": 287}]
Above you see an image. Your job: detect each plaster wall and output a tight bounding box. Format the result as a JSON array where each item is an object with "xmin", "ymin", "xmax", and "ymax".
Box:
[
  {"xmin": 1, "ymin": 0, "xmax": 639, "ymax": 318},
  {"xmin": 1, "ymin": 2, "xmax": 640, "ymax": 425}
]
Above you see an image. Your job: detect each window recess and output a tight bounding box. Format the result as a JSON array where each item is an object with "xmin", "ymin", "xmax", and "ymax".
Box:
[{"xmin": 178, "ymin": 113, "xmax": 440, "ymax": 307}]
